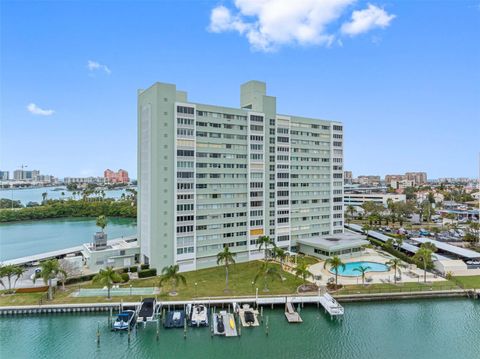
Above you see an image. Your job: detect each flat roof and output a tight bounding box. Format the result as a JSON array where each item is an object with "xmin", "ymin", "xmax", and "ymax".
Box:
[
  {"xmin": 345, "ymin": 224, "xmax": 450, "ymax": 260},
  {"xmin": 297, "ymin": 232, "xmax": 368, "ymax": 252},
  {"xmin": 411, "ymin": 238, "xmax": 480, "ymax": 259}
]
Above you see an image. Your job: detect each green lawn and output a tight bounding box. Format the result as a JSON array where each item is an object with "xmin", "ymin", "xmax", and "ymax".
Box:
[
  {"xmin": 337, "ymin": 280, "xmax": 460, "ymax": 295},
  {"xmin": 129, "ymin": 260, "xmax": 304, "ymax": 300},
  {"xmin": 0, "ymin": 261, "xmax": 305, "ymax": 306},
  {"xmin": 453, "ymin": 275, "xmax": 480, "ymax": 289},
  {"xmin": 296, "ymin": 255, "xmax": 320, "ymax": 266}
]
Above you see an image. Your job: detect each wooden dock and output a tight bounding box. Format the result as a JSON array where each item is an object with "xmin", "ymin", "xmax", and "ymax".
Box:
[{"xmin": 284, "ymin": 302, "xmax": 302, "ymax": 323}]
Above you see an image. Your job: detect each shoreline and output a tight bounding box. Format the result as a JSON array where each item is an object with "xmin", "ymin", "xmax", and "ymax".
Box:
[{"xmin": 1, "ymin": 289, "xmax": 477, "ymax": 314}]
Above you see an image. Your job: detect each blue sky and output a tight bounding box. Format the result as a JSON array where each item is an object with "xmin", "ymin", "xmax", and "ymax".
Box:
[{"xmin": 1, "ymin": 0, "xmax": 479, "ymax": 179}]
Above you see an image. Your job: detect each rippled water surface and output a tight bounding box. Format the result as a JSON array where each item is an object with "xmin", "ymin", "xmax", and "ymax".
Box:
[
  {"xmin": 0, "ymin": 217, "xmax": 137, "ymax": 260},
  {"xmin": 1, "ymin": 299, "xmax": 478, "ymax": 359}
]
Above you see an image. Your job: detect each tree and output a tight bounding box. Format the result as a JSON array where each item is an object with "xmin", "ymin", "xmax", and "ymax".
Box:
[
  {"xmin": 0, "ymin": 264, "xmax": 25, "ymax": 293},
  {"xmin": 386, "ymin": 258, "xmax": 406, "ymax": 284},
  {"xmin": 395, "ymin": 237, "xmax": 404, "ymax": 249},
  {"xmin": 217, "ymin": 247, "xmax": 236, "ymax": 292},
  {"xmin": 41, "ymin": 192, "xmax": 48, "ymax": 204},
  {"xmin": 34, "ymin": 259, "xmax": 67, "ymax": 300},
  {"xmin": 420, "ymin": 241, "xmax": 437, "ymax": 253},
  {"xmin": 57, "ymin": 259, "xmax": 78, "ymax": 290},
  {"xmin": 324, "ymin": 256, "xmax": 345, "ymax": 288},
  {"xmin": 257, "ymin": 235, "xmax": 274, "ymax": 261},
  {"xmin": 353, "ymin": 265, "xmax": 371, "ymax": 285},
  {"xmin": 362, "ymin": 224, "xmax": 371, "ymax": 236},
  {"xmin": 92, "ymin": 266, "xmax": 122, "ymax": 299},
  {"xmin": 413, "ymin": 247, "xmax": 435, "ymax": 283},
  {"xmin": 346, "ymin": 205, "xmax": 355, "ymax": 224},
  {"xmin": 385, "ymin": 238, "xmax": 394, "ymax": 249},
  {"xmin": 294, "ymin": 261, "xmax": 313, "ymax": 290},
  {"xmin": 96, "ymin": 215, "xmax": 107, "ymax": 232},
  {"xmin": 254, "ymin": 262, "xmax": 282, "ymax": 292},
  {"xmin": 159, "ymin": 264, "xmax": 186, "ymax": 296}
]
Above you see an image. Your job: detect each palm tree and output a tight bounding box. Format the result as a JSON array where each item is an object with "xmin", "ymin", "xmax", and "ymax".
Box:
[
  {"xmin": 346, "ymin": 205, "xmax": 355, "ymax": 224},
  {"xmin": 420, "ymin": 241, "xmax": 437, "ymax": 253},
  {"xmin": 362, "ymin": 224, "xmax": 371, "ymax": 237},
  {"xmin": 395, "ymin": 237, "xmax": 404, "ymax": 249},
  {"xmin": 96, "ymin": 215, "xmax": 107, "ymax": 233},
  {"xmin": 386, "ymin": 258, "xmax": 406, "ymax": 284},
  {"xmin": 34, "ymin": 259, "xmax": 67, "ymax": 300},
  {"xmin": 294, "ymin": 261, "xmax": 313, "ymax": 290},
  {"xmin": 0, "ymin": 264, "xmax": 25, "ymax": 293},
  {"xmin": 254, "ymin": 262, "xmax": 282, "ymax": 292},
  {"xmin": 324, "ymin": 256, "xmax": 346, "ymax": 288},
  {"xmin": 159, "ymin": 264, "xmax": 186, "ymax": 296},
  {"xmin": 353, "ymin": 265, "xmax": 371, "ymax": 285},
  {"xmin": 385, "ymin": 238, "xmax": 394, "ymax": 249},
  {"xmin": 257, "ymin": 235, "xmax": 274, "ymax": 261},
  {"xmin": 413, "ymin": 247, "xmax": 435, "ymax": 283},
  {"xmin": 41, "ymin": 192, "xmax": 48, "ymax": 204},
  {"xmin": 217, "ymin": 247, "xmax": 236, "ymax": 292},
  {"xmin": 92, "ymin": 267, "xmax": 122, "ymax": 299},
  {"xmin": 272, "ymin": 247, "xmax": 287, "ymax": 267}
]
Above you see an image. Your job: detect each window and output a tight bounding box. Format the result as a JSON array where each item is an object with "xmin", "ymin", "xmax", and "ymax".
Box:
[
  {"xmin": 177, "ymin": 106, "xmax": 194, "ymax": 115},
  {"xmin": 251, "ymin": 115, "xmax": 263, "ymax": 122},
  {"xmin": 177, "ymin": 150, "xmax": 194, "ymax": 157}
]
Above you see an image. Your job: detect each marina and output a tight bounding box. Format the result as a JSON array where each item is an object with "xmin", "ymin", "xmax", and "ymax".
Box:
[{"xmin": 0, "ymin": 298, "xmax": 478, "ymax": 358}]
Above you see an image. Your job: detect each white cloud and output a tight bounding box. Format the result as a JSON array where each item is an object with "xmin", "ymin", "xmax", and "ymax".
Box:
[
  {"xmin": 341, "ymin": 4, "xmax": 395, "ymax": 36},
  {"xmin": 27, "ymin": 103, "xmax": 55, "ymax": 116},
  {"xmin": 209, "ymin": 0, "xmax": 354, "ymax": 51},
  {"xmin": 87, "ymin": 60, "xmax": 111, "ymax": 75},
  {"xmin": 208, "ymin": 1, "xmax": 396, "ymax": 51}
]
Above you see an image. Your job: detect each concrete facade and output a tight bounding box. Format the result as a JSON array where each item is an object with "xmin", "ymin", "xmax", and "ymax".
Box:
[{"xmin": 138, "ymin": 81, "xmax": 344, "ymax": 271}]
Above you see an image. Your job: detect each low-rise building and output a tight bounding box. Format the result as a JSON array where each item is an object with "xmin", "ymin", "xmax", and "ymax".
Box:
[
  {"xmin": 390, "ymin": 179, "xmax": 415, "ymax": 190},
  {"xmin": 344, "ymin": 192, "xmax": 406, "ymax": 207},
  {"xmin": 82, "ymin": 237, "xmax": 140, "ymax": 273},
  {"xmin": 357, "ymin": 175, "xmax": 381, "ymax": 186},
  {"xmin": 64, "ymin": 176, "xmax": 105, "ymax": 185},
  {"xmin": 297, "ymin": 232, "xmax": 368, "ymax": 260}
]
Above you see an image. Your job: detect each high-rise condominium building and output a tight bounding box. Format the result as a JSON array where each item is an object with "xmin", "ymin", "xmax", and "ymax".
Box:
[{"xmin": 138, "ymin": 81, "xmax": 344, "ymax": 271}]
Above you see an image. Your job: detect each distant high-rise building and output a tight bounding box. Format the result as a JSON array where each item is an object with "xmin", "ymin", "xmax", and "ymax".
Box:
[
  {"xmin": 13, "ymin": 169, "xmax": 40, "ymax": 181},
  {"xmin": 385, "ymin": 174, "xmax": 405, "ymax": 184},
  {"xmin": 0, "ymin": 171, "xmax": 9, "ymax": 180},
  {"xmin": 405, "ymin": 172, "xmax": 427, "ymax": 185},
  {"xmin": 104, "ymin": 169, "xmax": 130, "ymax": 184}
]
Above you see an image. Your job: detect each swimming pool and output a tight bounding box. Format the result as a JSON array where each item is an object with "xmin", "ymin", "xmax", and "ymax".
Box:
[{"xmin": 328, "ymin": 261, "xmax": 389, "ymax": 277}]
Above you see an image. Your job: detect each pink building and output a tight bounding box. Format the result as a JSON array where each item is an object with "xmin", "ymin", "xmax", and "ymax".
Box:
[{"xmin": 104, "ymin": 169, "xmax": 130, "ymax": 184}]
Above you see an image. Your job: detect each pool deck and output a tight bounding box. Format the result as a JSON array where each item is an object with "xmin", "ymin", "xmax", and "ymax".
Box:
[{"xmin": 308, "ymin": 249, "xmax": 447, "ymax": 286}]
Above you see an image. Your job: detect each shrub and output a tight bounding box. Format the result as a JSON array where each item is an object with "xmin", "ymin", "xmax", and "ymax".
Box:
[
  {"xmin": 140, "ymin": 264, "xmax": 150, "ymax": 270},
  {"xmin": 64, "ymin": 273, "xmax": 96, "ymax": 285},
  {"xmin": 138, "ymin": 268, "xmax": 157, "ymax": 278},
  {"xmin": 129, "ymin": 266, "xmax": 138, "ymax": 273},
  {"xmin": 120, "ymin": 273, "xmax": 130, "ymax": 283}
]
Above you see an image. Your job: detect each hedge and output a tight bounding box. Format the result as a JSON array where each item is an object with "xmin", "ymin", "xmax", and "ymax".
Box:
[
  {"xmin": 367, "ymin": 236, "xmax": 415, "ymax": 265},
  {"xmin": 120, "ymin": 273, "xmax": 130, "ymax": 283},
  {"xmin": 140, "ymin": 264, "xmax": 150, "ymax": 270},
  {"xmin": 65, "ymin": 273, "xmax": 96, "ymax": 285},
  {"xmin": 138, "ymin": 268, "xmax": 157, "ymax": 278}
]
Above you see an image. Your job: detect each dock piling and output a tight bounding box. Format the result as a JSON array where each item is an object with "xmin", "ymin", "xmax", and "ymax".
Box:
[
  {"xmin": 96, "ymin": 321, "xmax": 100, "ymax": 347},
  {"xmin": 156, "ymin": 319, "xmax": 160, "ymax": 341},
  {"xmin": 265, "ymin": 316, "xmax": 269, "ymax": 336},
  {"xmin": 183, "ymin": 318, "xmax": 187, "ymax": 339}
]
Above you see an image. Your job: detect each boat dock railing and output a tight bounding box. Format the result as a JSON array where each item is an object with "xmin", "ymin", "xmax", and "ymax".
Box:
[{"xmin": 319, "ymin": 293, "xmax": 344, "ymax": 318}]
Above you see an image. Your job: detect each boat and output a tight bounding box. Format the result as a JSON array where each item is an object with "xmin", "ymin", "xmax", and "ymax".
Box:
[
  {"xmin": 164, "ymin": 310, "xmax": 185, "ymax": 329},
  {"xmin": 137, "ymin": 298, "xmax": 157, "ymax": 324},
  {"xmin": 188, "ymin": 304, "xmax": 209, "ymax": 327},
  {"xmin": 112, "ymin": 310, "xmax": 136, "ymax": 331},
  {"xmin": 238, "ymin": 304, "xmax": 260, "ymax": 327},
  {"xmin": 213, "ymin": 313, "xmax": 225, "ymax": 335}
]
